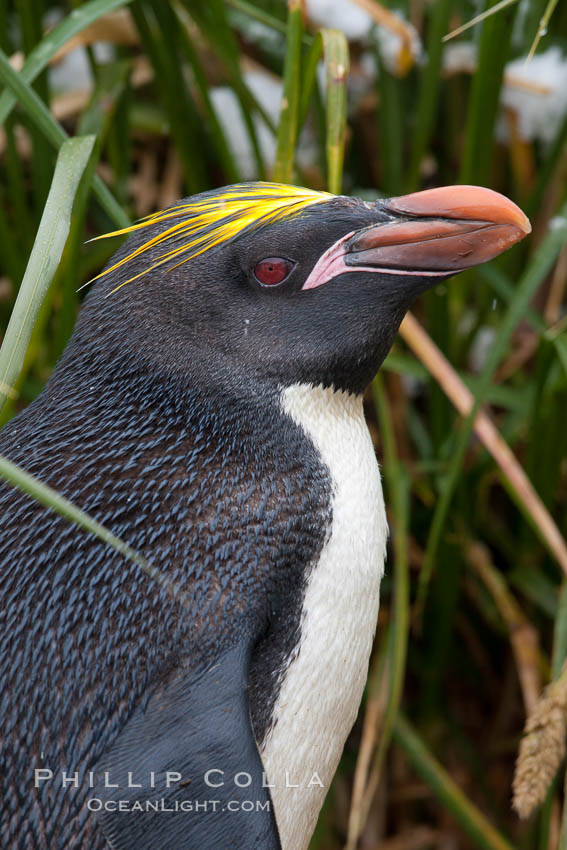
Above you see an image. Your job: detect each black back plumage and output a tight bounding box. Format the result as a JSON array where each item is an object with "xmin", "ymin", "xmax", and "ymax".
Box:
[{"xmin": 0, "ymin": 305, "xmax": 333, "ymax": 844}]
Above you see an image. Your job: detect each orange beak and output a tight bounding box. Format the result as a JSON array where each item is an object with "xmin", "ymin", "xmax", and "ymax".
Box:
[{"xmin": 346, "ymin": 185, "xmax": 531, "ymax": 274}]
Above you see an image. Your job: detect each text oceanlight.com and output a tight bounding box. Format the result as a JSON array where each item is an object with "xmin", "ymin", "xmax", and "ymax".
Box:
[{"xmin": 86, "ymin": 799, "xmax": 272, "ymax": 813}]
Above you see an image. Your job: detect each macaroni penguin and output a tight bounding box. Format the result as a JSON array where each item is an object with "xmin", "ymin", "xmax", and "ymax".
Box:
[{"xmin": 0, "ymin": 183, "xmax": 530, "ymax": 849}]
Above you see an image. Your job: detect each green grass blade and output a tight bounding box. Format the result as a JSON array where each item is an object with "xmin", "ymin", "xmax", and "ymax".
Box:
[
  {"xmin": 0, "ymin": 47, "xmax": 129, "ymax": 229},
  {"xmin": 132, "ymin": 0, "xmax": 208, "ymax": 194},
  {"xmin": 0, "ymin": 135, "xmax": 96, "ymax": 410},
  {"xmin": 321, "ymin": 29, "xmax": 349, "ymax": 194},
  {"xmin": 406, "ymin": 0, "xmax": 452, "ymax": 191},
  {"xmin": 375, "ymin": 42, "xmax": 403, "ymax": 196},
  {"xmin": 183, "ymin": 0, "xmax": 271, "ymax": 178},
  {"xmin": 418, "ymin": 206, "xmax": 567, "ymax": 612},
  {"xmin": 54, "ymin": 137, "xmax": 101, "ymax": 358},
  {"xmin": 298, "ymin": 32, "xmax": 323, "ymax": 131},
  {"xmin": 273, "ymin": 0, "xmax": 303, "ymax": 184},
  {"xmin": 357, "ymin": 375, "xmax": 410, "ymax": 805},
  {"xmin": 226, "ymin": 0, "xmax": 288, "ymax": 37},
  {"xmin": 552, "ymin": 581, "xmax": 567, "ymax": 678},
  {"xmin": 0, "ymin": 452, "xmax": 180, "ymax": 600},
  {"xmin": 18, "ymin": 0, "xmax": 53, "ymax": 213},
  {"xmin": 0, "ymin": 183, "xmax": 23, "ymax": 286},
  {"xmin": 295, "ymin": 27, "xmax": 348, "ymax": 192},
  {"xmin": 481, "ymin": 264, "xmax": 567, "ymax": 379},
  {"xmin": 172, "ymin": 2, "xmax": 239, "ymax": 183},
  {"xmin": 459, "ymin": 0, "xmax": 516, "ymax": 185},
  {"xmin": 0, "ymin": 0, "xmax": 135, "ymax": 126},
  {"xmin": 527, "ymin": 108, "xmax": 567, "ymax": 218},
  {"xmin": 394, "ymin": 714, "xmax": 516, "ymax": 850},
  {"xmin": 2, "ymin": 112, "xmax": 35, "ymax": 260},
  {"xmin": 372, "ymin": 376, "xmax": 410, "ymax": 749}
]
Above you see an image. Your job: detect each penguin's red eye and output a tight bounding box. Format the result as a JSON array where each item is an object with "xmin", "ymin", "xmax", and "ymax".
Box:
[{"xmin": 253, "ymin": 257, "xmax": 294, "ymax": 286}]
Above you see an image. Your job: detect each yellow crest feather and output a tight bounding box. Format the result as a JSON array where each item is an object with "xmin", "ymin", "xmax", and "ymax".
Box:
[{"xmin": 91, "ymin": 183, "xmax": 334, "ymax": 293}]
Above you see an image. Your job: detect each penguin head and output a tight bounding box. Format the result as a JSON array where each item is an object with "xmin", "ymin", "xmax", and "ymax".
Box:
[{"xmin": 86, "ymin": 183, "xmax": 530, "ymax": 395}]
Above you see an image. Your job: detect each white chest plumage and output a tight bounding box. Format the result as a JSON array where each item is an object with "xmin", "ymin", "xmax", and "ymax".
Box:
[{"xmin": 260, "ymin": 383, "xmax": 388, "ymax": 850}]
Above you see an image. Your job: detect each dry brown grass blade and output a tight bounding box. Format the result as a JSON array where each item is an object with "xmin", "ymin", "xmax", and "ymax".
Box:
[
  {"xmin": 372, "ymin": 826, "xmax": 442, "ymax": 850},
  {"xmin": 346, "ymin": 663, "xmax": 390, "ymax": 850},
  {"xmin": 349, "ymin": 0, "xmax": 416, "ymax": 75},
  {"xmin": 52, "ymin": 10, "xmax": 139, "ymax": 62},
  {"xmin": 8, "ymin": 11, "xmax": 139, "ymax": 73},
  {"xmin": 504, "ymin": 108, "xmax": 536, "ymax": 197},
  {"xmin": 399, "ymin": 312, "xmax": 567, "ymax": 578},
  {"xmin": 442, "ymin": 0, "xmax": 519, "ymax": 43},
  {"xmin": 466, "ymin": 541, "xmax": 542, "ymax": 713},
  {"xmin": 544, "ymin": 240, "xmax": 567, "ymax": 325},
  {"xmin": 526, "ymin": 0, "xmax": 561, "ymax": 62},
  {"xmin": 513, "ymin": 663, "xmax": 567, "ymax": 819},
  {"xmin": 503, "ymin": 75, "xmax": 552, "ymax": 96},
  {"xmin": 0, "ymin": 57, "xmax": 153, "ymax": 157},
  {"xmin": 157, "ymin": 149, "xmax": 184, "ymax": 210}
]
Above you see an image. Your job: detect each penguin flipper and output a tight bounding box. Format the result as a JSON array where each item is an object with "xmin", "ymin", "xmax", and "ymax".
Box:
[{"xmin": 95, "ymin": 642, "xmax": 281, "ymax": 850}]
